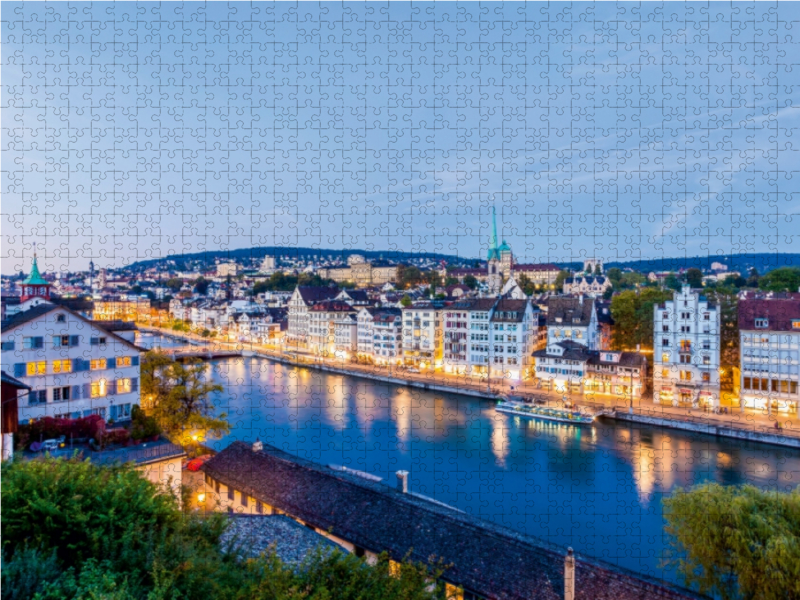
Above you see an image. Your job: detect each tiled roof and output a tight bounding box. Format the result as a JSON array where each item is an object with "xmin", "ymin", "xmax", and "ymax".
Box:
[
  {"xmin": 309, "ymin": 300, "xmax": 356, "ymax": 313},
  {"xmin": 546, "ymin": 297, "xmax": 595, "ymax": 327},
  {"xmin": 0, "ymin": 303, "xmax": 59, "ymax": 330},
  {"xmin": 512, "ymin": 263, "xmax": 560, "ymax": 272},
  {"xmin": 738, "ymin": 296, "xmax": 800, "ymax": 332},
  {"xmin": 297, "ymin": 286, "xmax": 339, "ymax": 305},
  {"xmin": 202, "ymin": 442, "xmax": 702, "ymax": 600},
  {"xmin": 491, "ymin": 299, "xmax": 530, "ymax": 322},
  {"xmin": 89, "ymin": 320, "xmax": 139, "ymax": 332},
  {"xmin": 449, "ymin": 298, "xmax": 497, "ymax": 312}
]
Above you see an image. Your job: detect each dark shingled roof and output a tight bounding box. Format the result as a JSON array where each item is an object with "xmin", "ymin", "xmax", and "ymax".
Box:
[
  {"xmin": 89, "ymin": 320, "xmax": 139, "ymax": 332},
  {"xmin": 491, "ymin": 299, "xmax": 530, "ymax": 322},
  {"xmin": 546, "ymin": 297, "xmax": 595, "ymax": 327},
  {"xmin": 297, "ymin": 286, "xmax": 339, "ymax": 305},
  {"xmin": 449, "ymin": 298, "xmax": 497, "ymax": 312},
  {"xmin": 0, "ymin": 303, "xmax": 59, "ymax": 331},
  {"xmin": 202, "ymin": 442, "xmax": 703, "ymax": 600},
  {"xmin": 738, "ymin": 295, "xmax": 800, "ymax": 332}
]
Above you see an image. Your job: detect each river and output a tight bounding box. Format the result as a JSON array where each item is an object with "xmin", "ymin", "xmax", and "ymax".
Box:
[{"xmin": 138, "ymin": 332, "xmax": 800, "ymax": 584}]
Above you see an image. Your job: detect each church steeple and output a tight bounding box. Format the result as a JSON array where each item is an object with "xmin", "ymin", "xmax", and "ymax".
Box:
[
  {"xmin": 487, "ymin": 206, "xmax": 500, "ymax": 261},
  {"xmin": 21, "ymin": 253, "xmax": 51, "ymax": 301}
]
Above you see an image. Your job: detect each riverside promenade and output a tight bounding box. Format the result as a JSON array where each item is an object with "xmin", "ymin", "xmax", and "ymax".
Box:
[{"xmin": 140, "ymin": 326, "xmax": 800, "ymax": 449}]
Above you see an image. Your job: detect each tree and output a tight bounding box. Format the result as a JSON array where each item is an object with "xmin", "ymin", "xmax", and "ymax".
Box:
[
  {"xmin": 141, "ymin": 350, "xmax": 228, "ymax": 445},
  {"xmin": 516, "ymin": 273, "xmax": 535, "ymax": 296},
  {"xmin": 759, "ymin": 267, "xmax": 800, "ymax": 293},
  {"xmin": 664, "ymin": 483, "xmax": 800, "ymax": 600},
  {"xmin": 594, "ymin": 264, "xmax": 602, "ymax": 276},
  {"xmin": 664, "ymin": 273, "xmax": 681, "ymax": 291},
  {"xmin": 610, "ymin": 288, "xmax": 673, "ymax": 351},
  {"xmin": 620, "ymin": 271, "xmax": 647, "ymax": 288},
  {"xmin": 746, "ymin": 267, "xmax": 761, "ymax": 288},
  {"xmin": 397, "ymin": 265, "xmax": 423, "ymax": 289},
  {"xmin": 193, "ymin": 276, "xmax": 210, "ymax": 295},
  {"xmin": 685, "ymin": 268, "xmax": 703, "ymax": 288},
  {"xmin": 703, "ymin": 288, "xmax": 740, "ymax": 389},
  {"xmin": 554, "ymin": 270, "xmax": 571, "ymax": 291},
  {"xmin": 723, "ymin": 273, "xmax": 746, "ymax": 288},
  {"xmin": 400, "ymin": 294, "xmax": 413, "ymax": 307},
  {"xmin": 164, "ymin": 277, "xmax": 184, "ymax": 292},
  {"xmin": 606, "ymin": 267, "xmax": 623, "ymax": 285}
]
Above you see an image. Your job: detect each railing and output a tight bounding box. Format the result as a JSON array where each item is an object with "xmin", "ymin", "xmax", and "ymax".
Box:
[{"xmin": 46, "ymin": 441, "xmax": 185, "ymax": 465}]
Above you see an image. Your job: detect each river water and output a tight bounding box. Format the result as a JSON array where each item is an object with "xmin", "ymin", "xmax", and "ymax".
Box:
[{"xmin": 139, "ymin": 332, "xmax": 800, "ymax": 584}]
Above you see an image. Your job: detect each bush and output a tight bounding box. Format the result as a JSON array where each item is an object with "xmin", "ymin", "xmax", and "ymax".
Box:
[
  {"xmin": 1, "ymin": 458, "xmax": 446, "ymax": 600},
  {"xmin": 130, "ymin": 405, "xmax": 161, "ymax": 441}
]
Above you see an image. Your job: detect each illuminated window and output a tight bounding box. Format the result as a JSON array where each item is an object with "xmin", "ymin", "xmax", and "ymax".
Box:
[
  {"xmin": 661, "ymin": 353, "xmax": 669, "ymax": 362},
  {"xmin": 679, "ymin": 370, "xmax": 693, "ymax": 381},
  {"xmin": 117, "ymin": 356, "xmax": 132, "ymax": 367},
  {"xmin": 26, "ymin": 361, "xmax": 46, "ymax": 376},
  {"xmin": 661, "ymin": 369, "xmax": 669, "ymax": 378},
  {"xmin": 91, "ymin": 358, "xmax": 107, "ymax": 370},
  {"xmin": 116, "ymin": 378, "xmax": 132, "ymax": 394},
  {"xmin": 91, "ymin": 380, "xmax": 107, "ymax": 398},
  {"xmin": 52, "ymin": 360, "xmax": 72, "ymax": 374}
]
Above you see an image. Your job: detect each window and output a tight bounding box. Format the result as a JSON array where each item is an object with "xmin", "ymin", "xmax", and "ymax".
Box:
[
  {"xmin": 52, "ymin": 336, "xmax": 77, "ymax": 348},
  {"xmin": 29, "ymin": 390, "xmax": 47, "ymax": 404},
  {"xmin": 116, "ymin": 378, "xmax": 132, "ymax": 394},
  {"xmin": 23, "ymin": 336, "xmax": 43, "ymax": 350},
  {"xmin": 744, "ymin": 377, "xmax": 751, "ymax": 390},
  {"xmin": 355, "ymin": 546, "xmax": 366, "ymax": 558},
  {"xmin": 680, "ymin": 340, "xmax": 691, "ymax": 352},
  {"xmin": 90, "ymin": 337, "xmax": 108, "ymax": 346},
  {"xmin": 755, "ymin": 318, "xmax": 769, "ymax": 329},
  {"xmin": 662, "ymin": 339, "xmax": 669, "ymax": 347},
  {"xmin": 256, "ymin": 500, "xmax": 264, "ymax": 514},
  {"xmin": 793, "ymin": 320, "xmax": 800, "ymax": 330},
  {"xmin": 53, "ymin": 386, "xmax": 71, "ymax": 402},
  {"xmin": 215, "ymin": 480, "xmax": 220, "ymax": 494},
  {"xmin": 55, "ymin": 314, "xmax": 66, "ymax": 322},
  {"xmin": 702, "ymin": 373, "xmax": 710, "ymax": 382},
  {"xmin": 661, "ymin": 353, "xmax": 669, "ymax": 362},
  {"xmin": 702, "ymin": 355, "xmax": 710, "ymax": 365},
  {"xmin": 26, "ymin": 361, "xmax": 46, "ymax": 376},
  {"xmin": 662, "ymin": 325, "xmax": 669, "ymax": 332},
  {"xmin": 679, "ymin": 370, "xmax": 693, "ymax": 381},
  {"xmin": 679, "ymin": 354, "xmax": 691, "ymax": 364},
  {"xmin": 241, "ymin": 493, "xmax": 248, "ymax": 508},
  {"xmin": 227, "ymin": 487, "xmax": 234, "ymax": 501},
  {"xmin": 90, "ymin": 358, "xmax": 107, "ymax": 370},
  {"xmin": 1, "ymin": 341, "xmax": 14, "ymax": 351},
  {"xmin": 52, "ymin": 360, "xmax": 72, "ymax": 374},
  {"xmin": 91, "ymin": 380, "xmax": 107, "ymax": 398},
  {"xmin": 117, "ymin": 356, "xmax": 132, "ymax": 367},
  {"xmin": 661, "ymin": 369, "xmax": 669, "ymax": 378}
]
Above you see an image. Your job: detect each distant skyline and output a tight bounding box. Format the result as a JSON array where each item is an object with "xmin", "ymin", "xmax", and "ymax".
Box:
[{"xmin": 3, "ymin": 2, "xmax": 799, "ymax": 275}]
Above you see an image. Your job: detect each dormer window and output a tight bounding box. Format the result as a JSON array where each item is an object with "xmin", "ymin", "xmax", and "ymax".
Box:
[
  {"xmin": 755, "ymin": 318, "xmax": 769, "ymax": 329},
  {"xmin": 56, "ymin": 314, "xmax": 66, "ymax": 322}
]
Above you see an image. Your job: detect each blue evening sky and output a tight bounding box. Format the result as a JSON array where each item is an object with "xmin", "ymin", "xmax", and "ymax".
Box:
[{"xmin": 2, "ymin": 2, "xmax": 799, "ymax": 274}]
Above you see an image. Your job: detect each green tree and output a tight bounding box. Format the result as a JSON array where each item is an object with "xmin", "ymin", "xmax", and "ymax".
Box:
[
  {"xmin": 620, "ymin": 271, "xmax": 647, "ymax": 288},
  {"xmin": 462, "ymin": 274, "xmax": 478, "ymax": 291},
  {"xmin": 685, "ymin": 267, "xmax": 703, "ymax": 288},
  {"xmin": 759, "ymin": 267, "xmax": 800, "ymax": 293},
  {"xmin": 554, "ymin": 269, "xmax": 571, "ymax": 290},
  {"xmin": 703, "ymin": 288, "xmax": 740, "ymax": 390},
  {"xmin": 664, "ymin": 483, "xmax": 800, "ymax": 600},
  {"xmin": 194, "ymin": 276, "xmax": 210, "ymax": 295},
  {"xmin": 594, "ymin": 264, "xmax": 602, "ymax": 276},
  {"xmin": 746, "ymin": 267, "xmax": 761, "ymax": 288},
  {"xmin": 400, "ymin": 294, "xmax": 413, "ymax": 307},
  {"xmin": 723, "ymin": 273, "xmax": 746, "ymax": 288},
  {"xmin": 141, "ymin": 350, "xmax": 228, "ymax": 445},
  {"xmin": 610, "ymin": 288, "xmax": 673, "ymax": 351},
  {"xmin": 664, "ymin": 273, "xmax": 681, "ymax": 291},
  {"xmin": 164, "ymin": 277, "xmax": 184, "ymax": 292},
  {"xmin": 606, "ymin": 267, "xmax": 623, "ymax": 285},
  {"xmin": 397, "ymin": 265, "xmax": 423, "ymax": 289}
]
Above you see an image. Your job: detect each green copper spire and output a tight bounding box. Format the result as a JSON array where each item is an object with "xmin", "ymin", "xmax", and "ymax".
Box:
[
  {"xmin": 23, "ymin": 254, "xmax": 48, "ymax": 285},
  {"xmin": 487, "ymin": 206, "xmax": 500, "ymax": 261}
]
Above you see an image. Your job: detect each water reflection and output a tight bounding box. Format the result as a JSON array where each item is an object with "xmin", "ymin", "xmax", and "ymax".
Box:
[{"xmin": 140, "ymin": 338, "xmax": 800, "ymax": 584}]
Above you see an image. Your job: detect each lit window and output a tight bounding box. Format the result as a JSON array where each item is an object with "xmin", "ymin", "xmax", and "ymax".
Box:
[
  {"xmin": 90, "ymin": 358, "xmax": 107, "ymax": 370},
  {"xmin": 26, "ymin": 361, "xmax": 46, "ymax": 376},
  {"xmin": 91, "ymin": 380, "xmax": 107, "ymax": 398},
  {"xmin": 116, "ymin": 378, "xmax": 132, "ymax": 394},
  {"xmin": 117, "ymin": 356, "xmax": 132, "ymax": 367},
  {"xmin": 52, "ymin": 360, "xmax": 72, "ymax": 374}
]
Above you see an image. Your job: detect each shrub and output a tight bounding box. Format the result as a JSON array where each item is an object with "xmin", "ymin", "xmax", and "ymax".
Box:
[{"xmin": 1, "ymin": 546, "xmax": 62, "ymax": 600}]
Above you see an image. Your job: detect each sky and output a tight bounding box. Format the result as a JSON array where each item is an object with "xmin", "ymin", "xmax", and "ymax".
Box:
[{"xmin": 2, "ymin": 2, "xmax": 800, "ymax": 275}]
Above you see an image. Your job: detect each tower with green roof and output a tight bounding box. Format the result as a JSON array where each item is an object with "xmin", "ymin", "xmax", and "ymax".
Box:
[{"xmin": 20, "ymin": 254, "xmax": 51, "ymax": 302}]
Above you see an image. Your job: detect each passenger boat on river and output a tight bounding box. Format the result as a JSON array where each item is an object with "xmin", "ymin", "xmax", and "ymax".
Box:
[{"xmin": 495, "ymin": 396, "xmax": 598, "ymax": 424}]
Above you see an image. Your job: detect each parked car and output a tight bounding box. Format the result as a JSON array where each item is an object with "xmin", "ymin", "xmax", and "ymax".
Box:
[{"xmin": 407, "ymin": 368, "xmax": 420, "ymax": 374}]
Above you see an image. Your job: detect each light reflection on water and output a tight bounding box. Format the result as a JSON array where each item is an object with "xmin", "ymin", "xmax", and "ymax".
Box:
[{"xmin": 145, "ymin": 339, "xmax": 800, "ymax": 584}]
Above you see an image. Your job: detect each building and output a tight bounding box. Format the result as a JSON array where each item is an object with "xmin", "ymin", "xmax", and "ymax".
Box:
[
  {"xmin": 487, "ymin": 299, "xmax": 539, "ymax": 380},
  {"xmin": 307, "ymin": 300, "xmax": 356, "ymax": 356},
  {"xmin": 2, "ymin": 303, "xmax": 142, "ymax": 422},
  {"xmin": 286, "ymin": 286, "xmax": 339, "ymax": 345},
  {"xmin": 370, "ymin": 309, "xmax": 403, "ymax": 364},
  {"xmin": 318, "ymin": 255, "xmax": 400, "ymax": 288},
  {"xmin": 738, "ymin": 292, "xmax": 800, "ymax": 415},
  {"xmin": 545, "ymin": 297, "xmax": 600, "ymax": 352},
  {"xmin": 1, "ymin": 371, "xmax": 31, "ymax": 460},
  {"xmin": 19, "ymin": 254, "xmax": 52, "ymax": 302},
  {"xmin": 259, "ymin": 256, "xmax": 276, "ymax": 273},
  {"xmin": 562, "ymin": 276, "xmax": 611, "ymax": 297},
  {"xmin": 443, "ymin": 298, "xmax": 498, "ymax": 375},
  {"xmin": 401, "ymin": 301, "xmax": 445, "ymax": 369},
  {"xmin": 216, "ymin": 262, "xmax": 241, "ymax": 277},
  {"xmin": 93, "ymin": 298, "xmax": 151, "ymax": 322},
  {"xmin": 653, "ymin": 286, "xmax": 721, "ymax": 408},
  {"xmin": 332, "ymin": 313, "xmax": 358, "ymax": 358},
  {"xmin": 486, "ymin": 207, "xmax": 510, "ymax": 295},
  {"xmin": 200, "ymin": 441, "xmax": 701, "ymax": 600}
]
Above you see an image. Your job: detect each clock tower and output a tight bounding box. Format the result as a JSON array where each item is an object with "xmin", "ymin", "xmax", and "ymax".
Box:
[{"xmin": 20, "ymin": 254, "xmax": 51, "ymax": 302}]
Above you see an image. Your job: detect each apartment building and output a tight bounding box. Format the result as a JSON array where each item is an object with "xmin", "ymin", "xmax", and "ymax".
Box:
[
  {"xmin": 738, "ymin": 292, "xmax": 800, "ymax": 415},
  {"xmin": 487, "ymin": 299, "xmax": 538, "ymax": 381},
  {"xmin": 286, "ymin": 286, "xmax": 339, "ymax": 345},
  {"xmin": 401, "ymin": 301, "xmax": 445, "ymax": 369},
  {"xmin": 443, "ymin": 299, "xmax": 497, "ymax": 375},
  {"xmin": 307, "ymin": 300, "xmax": 356, "ymax": 356},
  {"xmin": 653, "ymin": 286, "xmax": 721, "ymax": 408},
  {"xmin": 1, "ymin": 304, "xmax": 141, "ymax": 422},
  {"xmin": 371, "ymin": 309, "xmax": 402, "ymax": 364},
  {"xmin": 332, "ymin": 314, "xmax": 358, "ymax": 358}
]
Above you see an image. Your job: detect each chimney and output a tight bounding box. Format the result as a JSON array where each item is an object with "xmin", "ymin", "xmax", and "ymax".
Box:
[
  {"xmin": 252, "ymin": 439, "xmax": 263, "ymax": 452},
  {"xmin": 396, "ymin": 470, "xmax": 409, "ymax": 493},
  {"xmin": 564, "ymin": 547, "xmax": 575, "ymax": 600}
]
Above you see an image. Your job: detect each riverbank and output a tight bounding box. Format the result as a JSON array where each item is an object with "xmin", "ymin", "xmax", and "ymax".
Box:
[{"xmin": 139, "ymin": 326, "xmax": 800, "ymax": 449}]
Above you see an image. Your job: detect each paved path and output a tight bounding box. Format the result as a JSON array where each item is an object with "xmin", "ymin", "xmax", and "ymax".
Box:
[{"xmin": 140, "ymin": 326, "xmax": 800, "ymax": 442}]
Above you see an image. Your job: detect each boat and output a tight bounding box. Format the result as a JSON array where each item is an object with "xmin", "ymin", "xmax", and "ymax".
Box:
[{"xmin": 495, "ymin": 399, "xmax": 597, "ymax": 424}]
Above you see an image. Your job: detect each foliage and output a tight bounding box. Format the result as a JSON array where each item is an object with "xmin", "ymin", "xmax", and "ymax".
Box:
[
  {"xmin": 685, "ymin": 267, "xmax": 703, "ymax": 288},
  {"xmin": 759, "ymin": 267, "xmax": 800, "ymax": 293},
  {"xmin": 252, "ymin": 272, "xmax": 335, "ymax": 294},
  {"xmin": 610, "ymin": 288, "xmax": 673, "ymax": 351},
  {"xmin": 664, "ymin": 273, "xmax": 681, "ymax": 291},
  {"xmin": 163, "ymin": 277, "xmax": 184, "ymax": 292},
  {"xmin": 16, "ymin": 415, "xmax": 105, "ymax": 450},
  {"xmin": 746, "ymin": 267, "xmax": 761, "ymax": 288},
  {"xmin": 702, "ymin": 288, "xmax": 740, "ymax": 389},
  {"xmin": 462, "ymin": 274, "xmax": 478, "ymax": 290},
  {"xmin": 1, "ymin": 458, "xmax": 446, "ymax": 600},
  {"xmin": 396, "ymin": 265, "xmax": 423, "ymax": 289},
  {"xmin": 194, "ymin": 276, "xmax": 210, "ymax": 295},
  {"xmin": 130, "ymin": 405, "xmax": 161, "ymax": 441},
  {"xmin": 554, "ymin": 269, "xmax": 571, "ymax": 290},
  {"xmin": 140, "ymin": 351, "xmax": 228, "ymax": 444},
  {"xmin": 516, "ymin": 273, "xmax": 535, "ymax": 296},
  {"xmin": 400, "ymin": 294, "xmax": 412, "ymax": 307},
  {"xmin": 664, "ymin": 483, "xmax": 800, "ymax": 600},
  {"xmin": 606, "ymin": 267, "xmax": 622, "ymax": 285}
]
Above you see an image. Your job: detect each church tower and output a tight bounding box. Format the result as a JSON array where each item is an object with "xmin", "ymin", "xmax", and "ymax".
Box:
[
  {"xmin": 20, "ymin": 254, "xmax": 51, "ymax": 302},
  {"xmin": 487, "ymin": 207, "xmax": 502, "ymax": 295}
]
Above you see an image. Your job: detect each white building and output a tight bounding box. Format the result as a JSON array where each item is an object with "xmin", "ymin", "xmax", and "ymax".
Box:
[
  {"xmin": 333, "ymin": 314, "xmax": 358, "ymax": 358},
  {"xmin": 401, "ymin": 301, "xmax": 444, "ymax": 369},
  {"xmin": 653, "ymin": 285, "xmax": 721, "ymax": 408},
  {"xmin": 443, "ymin": 299, "xmax": 497, "ymax": 375},
  {"xmin": 371, "ymin": 309, "xmax": 403, "ymax": 364},
  {"xmin": 2, "ymin": 303, "xmax": 141, "ymax": 422},
  {"xmin": 259, "ymin": 256, "xmax": 276, "ymax": 273},
  {"xmin": 487, "ymin": 299, "xmax": 538, "ymax": 381},
  {"xmin": 216, "ymin": 262, "xmax": 241, "ymax": 277},
  {"xmin": 738, "ymin": 292, "xmax": 800, "ymax": 415},
  {"xmin": 286, "ymin": 286, "xmax": 339, "ymax": 345},
  {"xmin": 307, "ymin": 300, "xmax": 356, "ymax": 356},
  {"xmin": 562, "ymin": 276, "xmax": 611, "ymax": 297},
  {"xmin": 545, "ymin": 296, "xmax": 599, "ymax": 352}
]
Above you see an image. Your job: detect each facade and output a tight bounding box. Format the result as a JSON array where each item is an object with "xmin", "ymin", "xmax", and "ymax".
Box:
[
  {"xmin": 332, "ymin": 314, "xmax": 358, "ymax": 357},
  {"xmin": 259, "ymin": 256, "xmax": 276, "ymax": 273},
  {"xmin": 93, "ymin": 298, "xmax": 151, "ymax": 322},
  {"xmin": 286, "ymin": 286, "xmax": 339, "ymax": 345},
  {"xmin": 318, "ymin": 255, "xmax": 399, "ymax": 287},
  {"xmin": 562, "ymin": 276, "xmax": 611, "ymax": 297},
  {"xmin": 370, "ymin": 309, "xmax": 402, "ymax": 364},
  {"xmin": 356, "ymin": 307, "xmax": 379, "ymax": 358},
  {"xmin": 653, "ymin": 286, "xmax": 721, "ymax": 408},
  {"xmin": 487, "ymin": 299, "xmax": 538, "ymax": 380},
  {"xmin": 443, "ymin": 299, "xmax": 497, "ymax": 374},
  {"xmin": 307, "ymin": 300, "xmax": 356, "ymax": 356},
  {"xmin": 401, "ymin": 301, "xmax": 445, "ymax": 368},
  {"xmin": 545, "ymin": 297, "xmax": 600, "ymax": 352},
  {"xmin": 216, "ymin": 262, "xmax": 241, "ymax": 277},
  {"xmin": 2, "ymin": 304, "xmax": 141, "ymax": 422},
  {"xmin": 1, "ymin": 371, "xmax": 30, "ymax": 460},
  {"xmin": 738, "ymin": 293, "xmax": 800, "ymax": 415}
]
